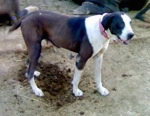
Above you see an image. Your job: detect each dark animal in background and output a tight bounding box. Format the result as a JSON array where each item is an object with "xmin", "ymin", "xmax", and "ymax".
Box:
[
  {"xmin": 9, "ymin": 11, "xmax": 134, "ymax": 97},
  {"xmin": 72, "ymin": 0, "xmax": 149, "ymax": 15},
  {"xmin": 72, "ymin": 0, "xmax": 84, "ymax": 5},
  {"xmin": 0, "ymin": 0, "xmax": 20, "ymax": 25},
  {"xmin": 119, "ymin": 0, "xmax": 149, "ymax": 11},
  {"xmin": 0, "ymin": 4, "xmax": 39, "ymax": 26},
  {"xmin": 135, "ymin": 3, "xmax": 150, "ymax": 22}
]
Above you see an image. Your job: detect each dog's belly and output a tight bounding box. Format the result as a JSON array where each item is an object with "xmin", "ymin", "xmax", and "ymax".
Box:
[{"xmin": 48, "ymin": 36, "xmax": 80, "ymax": 53}]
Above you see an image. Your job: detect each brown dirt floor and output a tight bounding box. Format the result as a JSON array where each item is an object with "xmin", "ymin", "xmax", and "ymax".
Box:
[{"xmin": 1, "ymin": 0, "xmax": 150, "ymax": 116}]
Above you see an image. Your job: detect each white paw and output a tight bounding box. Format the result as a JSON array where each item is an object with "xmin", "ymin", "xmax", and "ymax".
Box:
[
  {"xmin": 34, "ymin": 71, "xmax": 41, "ymax": 77},
  {"xmin": 99, "ymin": 87, "xmax": 109, "ymax": 96},
  {"xmin": 73, "ymin": 89, "xmax": 83, "ymax": 97},
  {"xmin": 33, "ymin": 88, "xmax": 44, "ymax": 97}
]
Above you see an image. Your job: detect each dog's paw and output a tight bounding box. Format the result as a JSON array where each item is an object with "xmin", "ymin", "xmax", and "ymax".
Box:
[
  {"xmin": 33, "ymin": 88, "xmax": 44, "ymax": 97},
  {"xmin": 34, "ymin": 71, "xmax": 41, "ymax": 77},
  {"xmin": 99, "ymin": 87, "xmax": 109, "ymax": 96},
  {"xmin": 73, "ymin": 89, "xmax": 83, "ymax": 97}
]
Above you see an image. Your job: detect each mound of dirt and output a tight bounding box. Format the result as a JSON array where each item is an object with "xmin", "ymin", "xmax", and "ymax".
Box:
[{"xmin": 17, "ymin": 51, "xmax": 83, "ymax": 109}]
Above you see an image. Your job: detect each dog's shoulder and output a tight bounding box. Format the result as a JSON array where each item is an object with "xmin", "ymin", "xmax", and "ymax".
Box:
[
  {"xmin": 85, "ymin": 15, "xmax": 102, "ymax": 29},
  {"xmin": 85, "ymin": 15, "xmax": 103, "ymax": 39},
  {"xmin": 85, "ymin": 15, "xmax": 110, "ymax": 56},
  {"xmin": 67, "ymin": 16, "xmax": 86, "ymax": 27},
  {"xmin": 67, "ymin": 16, "xmax": 86, "ymax": 41}
]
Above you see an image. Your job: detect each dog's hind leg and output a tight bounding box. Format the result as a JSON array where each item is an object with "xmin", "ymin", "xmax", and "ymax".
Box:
[
  {"xmin": 25, "ymin": 57, "xmax": 41, "ymax": 77},
  {"xmin": 93, "ymin": 53, "xmax": 109, "ymax": 96},
  {"xmin": 25, "ymin": 41, "xmax": 44, "ymax": 97}
]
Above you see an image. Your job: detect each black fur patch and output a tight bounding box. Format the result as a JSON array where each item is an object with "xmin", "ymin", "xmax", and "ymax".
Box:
[
  {"xmin": 102, "ymin": 12, "xmax": 125, "ymax": 36},
  {"xmin": 67, "ymin": 17, "xmax": 86, "ymax": 44}
]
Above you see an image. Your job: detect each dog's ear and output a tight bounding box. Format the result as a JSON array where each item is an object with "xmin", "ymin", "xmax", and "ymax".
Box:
[{"xmin": 101, "ymin": 14, "xmax": 113, "ymax": 30}]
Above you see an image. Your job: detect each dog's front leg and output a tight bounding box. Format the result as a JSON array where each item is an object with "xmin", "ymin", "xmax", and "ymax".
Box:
[
  {"xmin": 93, "ymin": 53, "xmax": 109, "ymax": 96},
  {"xmin": 72, "ymin": 54, "xmax": 87, "ymax": 97},
  {"xmin": 72, "ymin": 67, "xmax": 83, "ymax": 96}
]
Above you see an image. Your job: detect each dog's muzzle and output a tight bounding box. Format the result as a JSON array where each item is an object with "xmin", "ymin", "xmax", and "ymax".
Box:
[
  {"xmin": 117, "ymin": 33, "xmax": 134, "ymax": 45},
  {"xmin": 124, "ymin": 33, "xmax": 134, "ymax": 45},
  {"xmin": 127, "ymin": 33, "xmax": 134, "ymax": 40}
]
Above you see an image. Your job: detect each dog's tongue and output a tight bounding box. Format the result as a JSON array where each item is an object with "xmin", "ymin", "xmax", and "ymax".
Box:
[{"xmin": 123, "ymin": 40, "xmax": 129, "ymax": 45}]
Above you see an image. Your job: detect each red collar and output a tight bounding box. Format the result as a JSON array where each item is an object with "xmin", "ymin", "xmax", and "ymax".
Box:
[{"xmin": 99, "ymin": 19, "xmax": 109, "ymax": 39}]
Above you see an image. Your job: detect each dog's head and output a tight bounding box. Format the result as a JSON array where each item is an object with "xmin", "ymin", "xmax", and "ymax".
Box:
[{"xmin": 101, "ymin": 12, "xmax": 134, "ymax": 45}]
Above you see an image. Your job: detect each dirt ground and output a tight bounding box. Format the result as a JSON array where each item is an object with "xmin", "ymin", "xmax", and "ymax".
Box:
[{"xmin": 1, "ymin": 0, "xmax": 150, "ymax": 116}]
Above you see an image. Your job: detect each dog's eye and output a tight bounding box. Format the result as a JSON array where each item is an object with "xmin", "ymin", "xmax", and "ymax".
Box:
[{"xmin": 117, "ymin": 21, "xmax": 124, "ymax": 28}]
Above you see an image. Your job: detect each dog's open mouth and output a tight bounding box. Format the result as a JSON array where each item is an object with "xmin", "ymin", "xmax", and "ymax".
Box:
[
  {"xmin": 117, "ymin": 36, "xmax": 129, "ymax": 45},
  {"xmin": 122, "ymin": 40, "xmax": 129, "ymax": 45}
]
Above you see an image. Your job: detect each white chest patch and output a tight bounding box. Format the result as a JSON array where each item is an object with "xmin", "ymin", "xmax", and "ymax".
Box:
[{"xmin": 85, "ymin": 15, "xmax": 110, "ymax": 57}]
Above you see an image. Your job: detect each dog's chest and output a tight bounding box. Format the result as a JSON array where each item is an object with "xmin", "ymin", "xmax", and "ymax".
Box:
[{"xmin": 85, "ymin": 16, "xmax": 109, "ymax": 56}]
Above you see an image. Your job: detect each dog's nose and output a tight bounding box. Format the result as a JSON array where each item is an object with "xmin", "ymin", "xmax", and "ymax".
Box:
[{"xmin": 128, "ymin": 33, "xmax": 134, "ymax": 40}]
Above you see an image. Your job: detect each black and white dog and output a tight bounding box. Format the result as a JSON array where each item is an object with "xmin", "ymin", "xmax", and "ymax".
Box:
[{"xmin": 9, "ymin": 11, "xmax": 134, "ymax": 97}]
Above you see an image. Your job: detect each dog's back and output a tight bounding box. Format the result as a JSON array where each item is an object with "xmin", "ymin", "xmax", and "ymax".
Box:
[{"xmin": 10, "ymin": 11, "xmax": 87, "ymax": 52}]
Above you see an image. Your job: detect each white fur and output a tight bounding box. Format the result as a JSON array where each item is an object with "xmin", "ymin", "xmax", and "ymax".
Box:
[
  {"xmin": 72, "ymin": 67, "xmax": 83, "ymax": 96},
  {"xmin": 29, "ymin": 77, "xmax": 44, "ymax": 96},
  {"xmin": 25, "ymin": 6, "xmax": 39, "ymax": 14},
  {"xmin": 34, "ymin": 70, "xmax": 41, "ymax": 77},
  {"xmin": 85, "ymin": 14, "xmax": 110, "ymax": 96},
  {"xmin": 29, "ymin": 70, "xmax": 42, "ymax": 96},
  {"xmin": 120, "ymin": 14, "xmax": 134, "ymax": 41},
  {"xmin": 72, "ymin": 15, "xmax": 110, "ymax": 96},
  {"xmin": 85, "ymin": 15, "xmax": 110, "ymax": 57},
  {"xmin": 93, "ymin": 54, "xmax": 109, "ymax": 96},
  {"xmin": 86, "ymin": 14, "xmax": 133, "ymax": 96}
]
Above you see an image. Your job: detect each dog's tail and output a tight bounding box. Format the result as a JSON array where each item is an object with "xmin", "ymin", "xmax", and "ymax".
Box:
[
  {"xmin": 9, "ymin": 6, "xmax": 39, "ymax": 32},
  {"xmin": 9, "ymin": 17, "xmax": 24, "ymax": 32}
]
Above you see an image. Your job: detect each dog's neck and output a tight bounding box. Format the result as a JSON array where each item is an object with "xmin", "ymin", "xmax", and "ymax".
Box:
[
  {"xmin": 99, "ymin": 13, "xmax": 111, "ymax": 39},
  {"xmin": 99, "ymin": 20, "xmax": 109, "ymax": 39}
]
